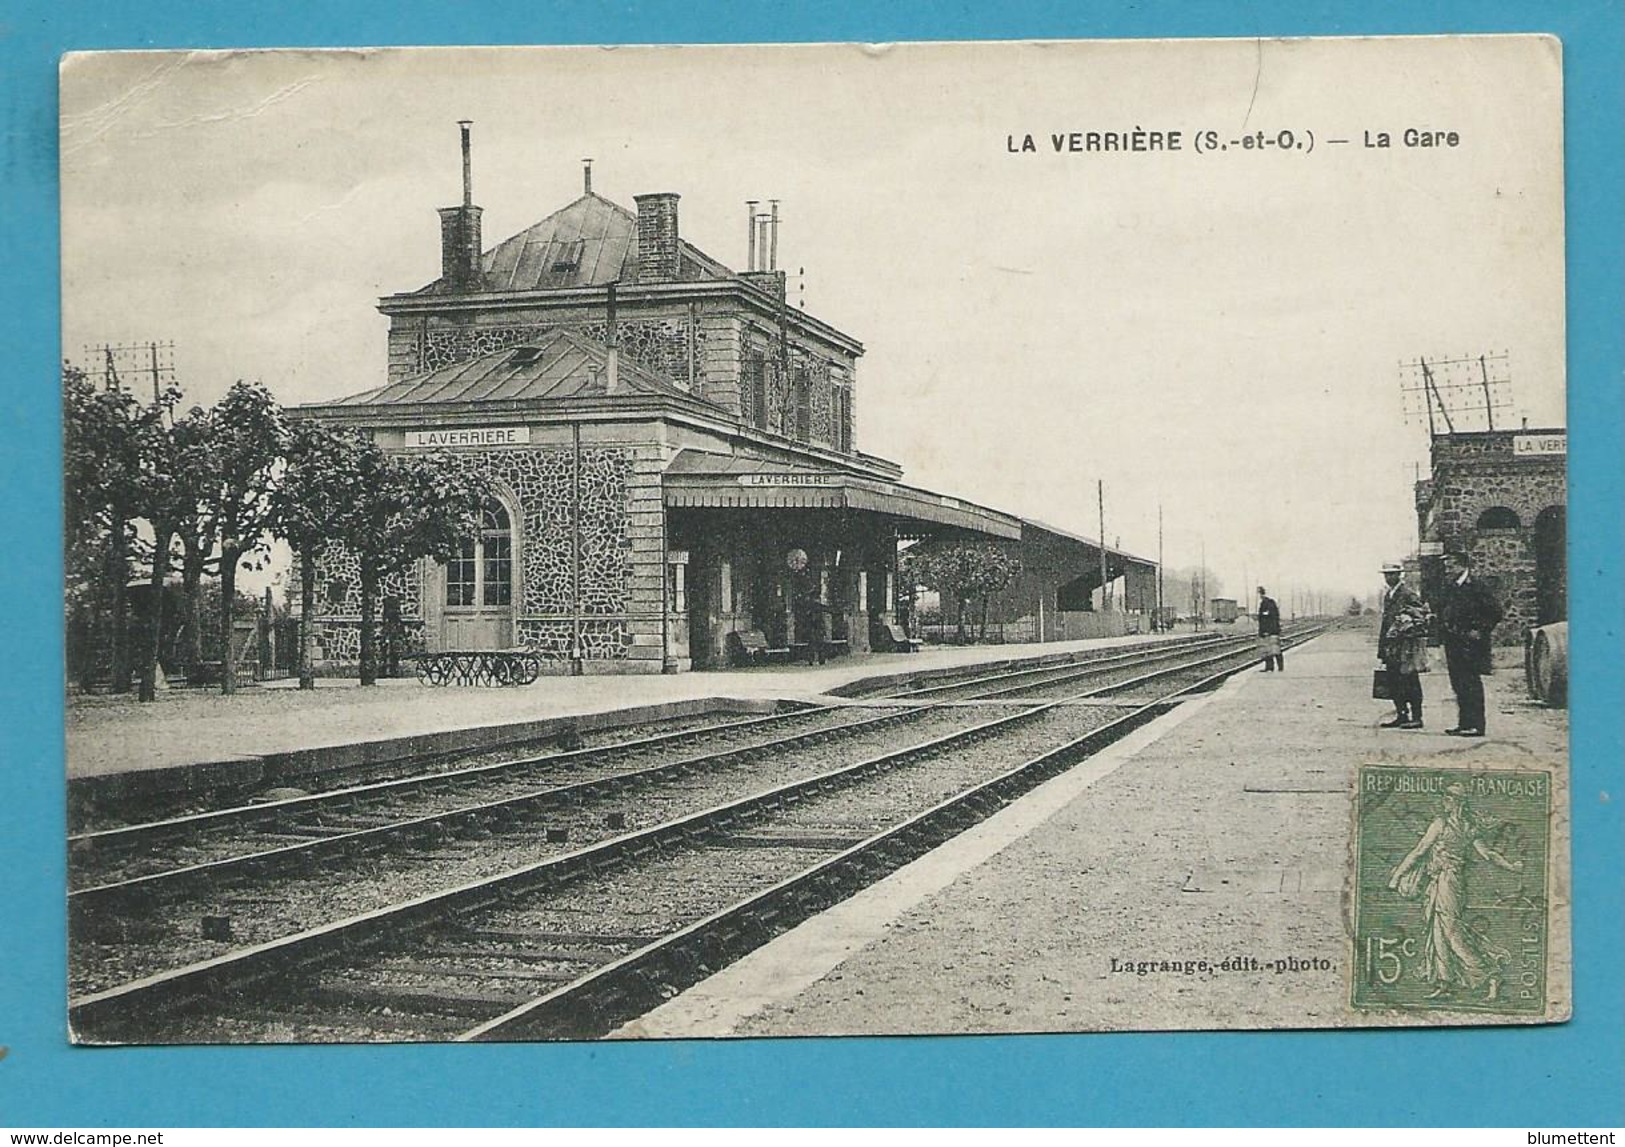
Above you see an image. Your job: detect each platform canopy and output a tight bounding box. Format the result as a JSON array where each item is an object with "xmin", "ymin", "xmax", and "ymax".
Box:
[
  {"xmin": 1021, "ymin": 518, "xmax": 1160, "ymax": 609},
  {"xmin": 663, "ymin": 450, "xmax": 1022, "ymax": 540}
]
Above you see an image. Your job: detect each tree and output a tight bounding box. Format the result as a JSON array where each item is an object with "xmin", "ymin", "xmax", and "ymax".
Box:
[
  {"xmin": 343, "ymin": 443, "xmax": 484, "ymax": 685},
  {"xmin": 902, "ymin": 542, "xmax": 1021, "ymax": 643},
  {"xmin": 196, "ymin": 382, "xmax": 286, "ymax": 694},
  {"xmin": 63, "ymin": 363, "xmax": 144, "ymax": 691},
  {"xmin": 127, "ymin": 389, "xmax": 210, "ymax": 702},
  {"xmin": 270, "ymin": 420, "xmax": 367, "ymax": 689}
]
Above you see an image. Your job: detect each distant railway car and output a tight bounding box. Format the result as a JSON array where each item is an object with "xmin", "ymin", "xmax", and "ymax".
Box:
[{"xmin": 1210, "ymin": 597, "xmax": 1239, "ymax": 624}]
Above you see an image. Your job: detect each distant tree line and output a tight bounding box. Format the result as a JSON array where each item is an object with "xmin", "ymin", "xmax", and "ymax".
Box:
[{"xmin": 63, "ymin": 365, "xmax": 485, "ymax": 700}]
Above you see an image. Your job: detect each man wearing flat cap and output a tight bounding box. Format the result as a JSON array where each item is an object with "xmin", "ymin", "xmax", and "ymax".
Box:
[
  {"xmin": 1256, "ymin": 586, "xmax": 1282, "ymax": 671},
  {"xmin": 1377, "ymin": 561, "xmax": 1429, "ymax": 729}
]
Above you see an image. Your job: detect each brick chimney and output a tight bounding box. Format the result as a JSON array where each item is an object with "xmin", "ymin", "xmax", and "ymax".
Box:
[
  {"xmin": 438, "ymin": 121, "xmax": 484, "ymax": 291},
  {"xmin": 633, "ymin": 192, "xmax": 681, "ymax": 283}
]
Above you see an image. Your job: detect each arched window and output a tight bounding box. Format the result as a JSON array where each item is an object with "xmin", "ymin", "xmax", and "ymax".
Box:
[
  {"xmin": 447, "ymin": 499, "xmax": 513, "ymax": 607},
  {"xmin": 1475, "ymin": 506, "xmax": 1521, "ymax": 531}
]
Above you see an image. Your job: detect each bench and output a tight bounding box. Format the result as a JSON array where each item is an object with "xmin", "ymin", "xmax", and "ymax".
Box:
[
  {"xmin": 727, "ymin": 629, "xmax": 793, "ymax": 667},
  {"xmin": 876, "ymin": 623, "xmax": 921, "ymax": 654}
]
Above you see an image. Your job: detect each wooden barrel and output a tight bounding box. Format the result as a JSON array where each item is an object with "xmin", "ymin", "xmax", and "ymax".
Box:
[{"xmin": 1530, "ymin": 622, "xmax": 1569, "ymax": 708}]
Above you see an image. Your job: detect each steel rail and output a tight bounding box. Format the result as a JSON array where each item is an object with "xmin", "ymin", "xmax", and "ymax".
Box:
[
  {"xmin": 935, "ymin": 633, "xmax": 1261, "ymax": 701},
  {"xmin": 890, "ymin": 630, "xmax": 1228, "ymax": 692},
  {"xmin": 70, "ymin": 627, "xmax": 1326, "ymax": 1039},
  {"xmin": 68, "ymin": 704, "xmax": 949, "ymax": 912},
  {"xmin": 69, "ymin": 705, "xmax": 834, "ymax": 854},
  {"xmin": 71, "ymin": 631, "xmax": 1259, "ymax": 884},
  {"xmin": 72, "ymin": 629, "xmax": 1280, "ymax": 902},
  {"xmin": 67, "ymin": 697, "xmax": 1070, "ymax": 1038},
  {"xmin": 458, "ymin": 625, "xmax": 1328, "ymax": 1040}
]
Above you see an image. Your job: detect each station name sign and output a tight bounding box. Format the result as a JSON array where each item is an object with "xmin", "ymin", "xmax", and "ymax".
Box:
[
  {"xmin": 737, "ymin": 473, "xmax": 844, "ymax": 487},
  {"xmin": 1512, "ymin": 434, "xmax": 1565, "ymax": 457},
  {"xmin": 404, "ymin": 426, "xmax": 531, "ymax": 449}
]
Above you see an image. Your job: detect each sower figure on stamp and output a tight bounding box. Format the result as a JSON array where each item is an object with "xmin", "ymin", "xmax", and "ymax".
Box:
[
  {"xmin": 1387, "ymin": 782, "xmax": 1522, "ymax": 1001},
  {"xmin": 1377, "ymin": 562, "xmax": 1429, "ymax": 729},
  {"xmin": 1439, "ymin": 550, "xmax": 1503, "ymax": 737},
  {"xmin": 1255, "ymin": 586, "xmax": 1282, "ymax": 671}
]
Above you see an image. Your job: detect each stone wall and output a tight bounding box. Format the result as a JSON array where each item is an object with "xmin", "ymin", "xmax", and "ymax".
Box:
[
  {"xmin": 1424, "ymin": 431, "xmax": 1566, "ymax": 638},
  {"xmin": 309, "ymin": 444, "xmax": 651, "ymax": 672}
]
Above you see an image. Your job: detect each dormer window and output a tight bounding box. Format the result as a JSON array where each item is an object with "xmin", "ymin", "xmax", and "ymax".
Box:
[{"xmin": 550, "ymin": 239, "xmax": 585, "ymax": 272}]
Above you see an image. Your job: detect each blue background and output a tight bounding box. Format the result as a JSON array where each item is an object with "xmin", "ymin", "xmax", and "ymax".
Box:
[{"xmin": 3, "ymin": 0, "xmax": 1620, "ymax": 1128}]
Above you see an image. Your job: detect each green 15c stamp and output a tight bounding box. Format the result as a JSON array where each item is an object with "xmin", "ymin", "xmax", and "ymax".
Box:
[{"xmin": 1352, "ymin": 765, "xmax": 1551, "ymax": 1016}]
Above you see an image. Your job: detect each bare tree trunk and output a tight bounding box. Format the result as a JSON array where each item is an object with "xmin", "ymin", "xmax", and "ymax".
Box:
[
  {"xmin": 299, "ymin": 553, "xmax": 317, "ymax": 690},
  {"xmin": 182, "ymin": 538, "xmax": 206, "ymax": 680},
  {"xmin": 138, "ymin": 528, "xmax": 170, "ymax": 703},
  {"xmin": 359, "ymin": 564, "xmax": 378, "ymax": 686},
  {"xmin": 219, "ymin": 549, "xmax": 239, "ymax": 695}
]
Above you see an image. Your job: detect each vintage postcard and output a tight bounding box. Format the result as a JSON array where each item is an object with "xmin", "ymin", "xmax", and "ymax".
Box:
[{"xmin": 60, "ymin": 36, "xmax": 1568, "ymax": 1044}]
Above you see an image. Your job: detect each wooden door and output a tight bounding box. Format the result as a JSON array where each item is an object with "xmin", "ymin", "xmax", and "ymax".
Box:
[{"xmin": 439, "ymin": 500, "xmax": 516, "ymax": 651}]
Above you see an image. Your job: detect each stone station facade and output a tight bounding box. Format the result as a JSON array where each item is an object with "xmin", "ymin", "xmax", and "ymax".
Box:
[
  {"xmin": 297, "ymin": 130, "xmax": 1036, "ymax": 674},
  {"xmin": 1415, "ymin": 428, "xmax": 1567, "ymax": 638}
]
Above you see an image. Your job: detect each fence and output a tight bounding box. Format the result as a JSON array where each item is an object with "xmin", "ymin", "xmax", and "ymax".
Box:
[{"xmin": 916, "ymin": 610, "xmax": 1148, "ymax": 646}]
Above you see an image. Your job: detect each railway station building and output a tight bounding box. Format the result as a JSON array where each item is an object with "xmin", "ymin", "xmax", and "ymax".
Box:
[
  {"xmin": 1413, "ymin": 428, "xmax": 1567, "ymax": 638},
  {"xmin": 300, "ymin": 128, "xmax": 1152, "ymax": 673}
]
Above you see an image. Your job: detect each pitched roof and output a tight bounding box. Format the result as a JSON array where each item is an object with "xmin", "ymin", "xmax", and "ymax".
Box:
[
  {"xmin": 1022, "ymin": 517, "xmax": 1156, "ymax": 567},
  {"xmin": 418, "ymin": 193, "xmax": 736, "ymax": 294},
  {"xmin": 321, "ymin": 328, "xmax": 693, "ymax": 408}
]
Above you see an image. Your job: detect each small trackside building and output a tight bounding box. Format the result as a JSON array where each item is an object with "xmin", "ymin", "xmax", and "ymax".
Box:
[{"xmin": 1414, "ymin": 428, "xmax": 1567, "ymax": 638}]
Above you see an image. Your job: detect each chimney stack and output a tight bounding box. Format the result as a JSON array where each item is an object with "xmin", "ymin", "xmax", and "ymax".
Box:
[
  {"xmin": 769, "ymin": 200, "xmax": 780, "ymax": 271},
  {"xmin": 745, "ymin": 200, "xmax": 759, "ymax": 270},
  {"xmin": 633, "ymin": 192, "xmax": 681, "ymax": 283},
  {"xmin": 583, "ymin": 158, "xmax": 594, "ymax": 195},
  {"xmin": 438, "ymin": 120, "xmax": 484, "ymax": 291},
  {"xmin": 460, "ymin": 120, "xmax": 473, "ymax": 206}
]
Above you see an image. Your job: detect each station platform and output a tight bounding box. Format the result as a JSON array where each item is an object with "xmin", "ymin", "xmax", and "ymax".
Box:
[
  {"xmin": 619, "ymin": 627, "xmax": 1569, "ymax": 1037},
  {"xmin": 66, "ymin": 629, "xmax": 1189, "ymax": 800}
]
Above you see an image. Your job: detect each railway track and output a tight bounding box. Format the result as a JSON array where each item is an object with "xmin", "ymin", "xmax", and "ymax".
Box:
[{"xmin": 70, "ymin": 625, "xmax": 1323, "ymax": 1043}]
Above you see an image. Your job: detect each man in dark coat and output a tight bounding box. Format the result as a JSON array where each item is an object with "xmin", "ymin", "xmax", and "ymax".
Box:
[
  {"xmin": 1256, "ymin": 586, "xmax": 1282, "ymax": 671},
  {"xmin": 1438, "ymin": 551, "xmax": 1503, "ymax": 736},
  {"xmin": 1377, "ymin": 562, "xmax": 1428, "ymax": 728},
  {"xmin": 795, "ymin": 576, "xmax": 833, "ymax": 665}
]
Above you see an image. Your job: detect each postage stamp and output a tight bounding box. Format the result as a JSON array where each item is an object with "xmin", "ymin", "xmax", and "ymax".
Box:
[{"xmin": 1351, "ymin": 764, "xmax": 1555, "ymax": 1018}]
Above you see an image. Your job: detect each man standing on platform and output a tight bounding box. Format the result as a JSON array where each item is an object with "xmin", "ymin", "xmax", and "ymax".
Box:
[
  {"xmin": 1439, "ymin": 551, "xmax": 1503, "ymax": 737},
  {"xmin": 1256, "ymin": 586, "xmax": 1283, "ymax": 671},
  {"xmin": 1377, "ymin": 562, "xmax": 1428, "ymax": 729}
]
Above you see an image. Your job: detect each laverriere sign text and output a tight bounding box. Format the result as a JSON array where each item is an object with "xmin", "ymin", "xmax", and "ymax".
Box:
[{"xmin": 404, "ymin": 426, "xmax": 531, "ymax": 449}]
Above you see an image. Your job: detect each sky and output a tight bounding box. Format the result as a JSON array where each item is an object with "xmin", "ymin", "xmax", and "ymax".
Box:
[{"xmin": 59, "ymin": 38, "xmax": 1566, "ymax": 605}]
